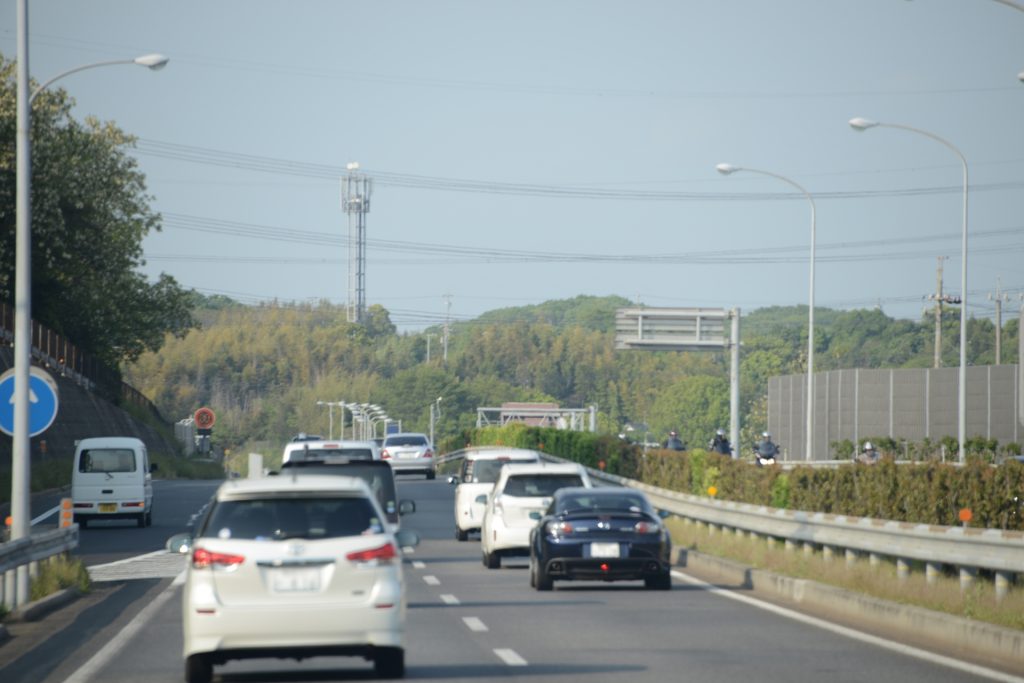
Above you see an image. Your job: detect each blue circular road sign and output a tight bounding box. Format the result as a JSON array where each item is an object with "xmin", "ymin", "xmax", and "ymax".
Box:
[{"xmin": 0, "ymin": 367, "xmax": 60, "ymax": 437}]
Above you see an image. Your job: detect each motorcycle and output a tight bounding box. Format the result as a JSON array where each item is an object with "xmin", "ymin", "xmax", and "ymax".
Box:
[{"xmin": 752, "ymin": 446, "xmax": 778, "ymax": 467}]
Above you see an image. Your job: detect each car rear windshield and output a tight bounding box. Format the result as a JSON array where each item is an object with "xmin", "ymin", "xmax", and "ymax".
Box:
[
  {"xmin": 558, "ymin": 493, "xmax": 649, "ymax": 515},
  {"xmin": 467, "ymin": 458, "xmax": 532, "ymax": 483},
  {"xmin": 201, "ymin": 496, "xmax": 384, "ymax": 540},
  {"xmin": 79, "ymin": 449, "xmax": 136, "ymax": 473},
  {"xmin": 501, "ymin": 474, "xmax": 584, "ymax": 497},
  {"xmin": 278, "ymin": 463, "xmax": 399, "ymax": 522},
  {"xmin": 385, "ymin": 435, "xmax": 428, "ymax": 447}
]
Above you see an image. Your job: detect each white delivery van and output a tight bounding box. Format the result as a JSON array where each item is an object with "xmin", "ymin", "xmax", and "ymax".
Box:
[{"xmin": 71, "ymin": 437, "xmax": 156, "ymax": 528}]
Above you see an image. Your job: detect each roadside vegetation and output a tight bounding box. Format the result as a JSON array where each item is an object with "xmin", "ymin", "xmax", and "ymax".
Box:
[
  {"xmin": 667, "ymin": 517, "xmax": 1024, "ymax": 631},
  {"xmin": 28, "ymin": 554, "xmax": 91, "ymax": 602}
]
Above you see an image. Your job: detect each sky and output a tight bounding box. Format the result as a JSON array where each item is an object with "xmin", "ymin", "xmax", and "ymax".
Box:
[{"xmin": 3, "ymin": 0, "xmax": 1023, "ymax": 333}]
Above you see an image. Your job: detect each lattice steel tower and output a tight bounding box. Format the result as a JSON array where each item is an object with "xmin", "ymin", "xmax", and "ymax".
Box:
[{"xmin": 342, "ymin": 162, "xmax": 372, "ymax": 323}]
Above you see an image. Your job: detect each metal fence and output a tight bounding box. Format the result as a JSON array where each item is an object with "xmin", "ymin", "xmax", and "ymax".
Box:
[
  {"xmin": 769, "ymin": 365, "xmax": 1022, "ymax": 460},
  {"xmin": 0, "ymin": 526, "xmax": 79, "ymax": 611}
]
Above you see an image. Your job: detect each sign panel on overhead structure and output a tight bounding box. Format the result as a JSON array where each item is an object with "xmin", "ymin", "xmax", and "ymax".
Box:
[{"xmin": 614, "ymin": 307, "xmax": 729, "ymax": 352}]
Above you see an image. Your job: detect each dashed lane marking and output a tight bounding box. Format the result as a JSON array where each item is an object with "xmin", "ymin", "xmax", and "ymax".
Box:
[
  {"xmin": 494, "ymin": 648, "xmax": 528, "ymax": 666},
  {"xmin": 411, "ymin": 560, "xmax": 426, "ymax": 569},
  {"xmin": 463, "ymin": 617, "xmax": 488, "ymax": 632},
  {"xmin": 440, "ymin": 594, "xmax": 460, "ymax": 605},
  {"xmin": 423, "ymin": 575, "xmax": 441, "ymax": 586}
]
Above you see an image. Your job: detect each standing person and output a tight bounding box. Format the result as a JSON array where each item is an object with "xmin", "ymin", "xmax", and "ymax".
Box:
[
  {"xmin": 663, "ymin": 431, "xmax": 686, "ymax": 451},
  {"xmin": 709, "ymin": 429, "xmax": 732, "ymax": 455}
]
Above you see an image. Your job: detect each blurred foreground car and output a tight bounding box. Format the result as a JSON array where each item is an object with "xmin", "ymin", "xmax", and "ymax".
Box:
[
  {"xmin": 169, "ymin": 474, "xmax": 419, "ymax": 682},
  {"xmin": 529, "ymin": 487, "xmax": 672, "ymax": 591},
  {"xmin": 448, "ymin": 446, "xmax": 542, "ymax": 541},
  {"xmin": 480, "ymin": 462, "xmax": 591, "ymax": 568}
]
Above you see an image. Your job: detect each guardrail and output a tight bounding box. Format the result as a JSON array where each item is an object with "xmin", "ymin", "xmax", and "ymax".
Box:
[
  {"xmin": 0, "ymin": 526, "xmax": 79, "ymax": 611},
  {"xmin": 440, "ymin": 448, "xmax": 1023, "ymax": 599}
]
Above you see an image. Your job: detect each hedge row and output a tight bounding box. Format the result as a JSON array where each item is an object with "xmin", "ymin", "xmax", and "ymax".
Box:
[{"xmin": 445, "ymin": 426, "xmax": 1024, "ymax": 531}]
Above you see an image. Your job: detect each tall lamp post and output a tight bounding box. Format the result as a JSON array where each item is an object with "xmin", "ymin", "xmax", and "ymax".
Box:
[
  {"xmin": 11, "ymin": 0, "xmax": 168, "ymax": 607},
  {"xmin": 316, "ymin": 400, "xmax": 345, "ymax": 440},
  {"xmin": 849, "ymin": 118, "xmax": 968, "ymax": 464},
  {"xmin": 716, "ymin": 163, "xmax": 817, "ymax": 461},
  {"xmin": 429, "ymin": 397, "xmax": 443, "ymax": 447}
]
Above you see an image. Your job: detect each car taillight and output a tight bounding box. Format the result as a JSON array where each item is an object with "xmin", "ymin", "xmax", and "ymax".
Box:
[
  {"xmin": 422, "ymin": 448, "xmax": 433, "ymax": 458},
  {"xmin": 545, "ymin": 521, "xmax": 573, "ymax": 536},
  {"xmin": 347, "ymin": 543, "xmax": 397, "ymax": 564},
  {"xmin": 192, "ymin": 547, "xmax": 245, "ymax": 569},
  {"xmin": 381, "ymin": 449, "xmax": 391, "ymax": 459},
  {"xmin": 635, "ymin": 521, "xmax": 661, "ymax": 534}
]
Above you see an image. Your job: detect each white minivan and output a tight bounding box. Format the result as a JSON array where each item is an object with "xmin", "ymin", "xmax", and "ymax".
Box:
[{"xmin": 72, "ymin": 437, "xmax": 156, "ymax": 528}]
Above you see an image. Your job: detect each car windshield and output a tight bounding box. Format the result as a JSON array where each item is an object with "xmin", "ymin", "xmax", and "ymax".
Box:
[
  {"xmin": 557, "ymin": 493, "xmax": 649, "ymax": 515},
  {"xmin": 501, "ymin": 474, "xmax": 584, "ymax": 497},
  {"xmin": 468, "ymin": 458, "xmax": 530, "ymax": 483},
  {"xmin": 201, "ymin": 496, "xmax": 384, "ymax": 540},
  {"xmin": 385, "ymin": 435, "xmax": 428, "ymax": 447},
  {"xmin": 79, "ymin": 448, "xmax": 136, "ymax": 473}
]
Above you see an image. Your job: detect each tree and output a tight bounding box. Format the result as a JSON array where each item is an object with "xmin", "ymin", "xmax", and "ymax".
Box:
[{"xmin": 0, "ymin": 55, "xmax": 196, "ymax": 366}]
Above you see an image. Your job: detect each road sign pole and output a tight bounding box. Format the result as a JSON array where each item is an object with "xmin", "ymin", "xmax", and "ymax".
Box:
[{"xmin": 730, "ymin": 308, "xmax": 741, "ymax": 459}]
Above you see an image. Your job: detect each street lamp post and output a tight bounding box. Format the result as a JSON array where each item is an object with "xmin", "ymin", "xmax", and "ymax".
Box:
[
  {"xmin": 11, "ymin": 0, "xmax": 168, "ymax": 607},
  {"xmin": 316, "ymin": 400, "xmax": 345, "ymax": 440},
  {"xmin": 429, "ymin": 397, "xmax": 443, "ymax": 447},
  {"xmin": 716, "ymin": 163, "xmax": 817, "ymax": 461},
  {"xmin": 849, "ymin": 118, "xmax": 968, "ymax": 464}
]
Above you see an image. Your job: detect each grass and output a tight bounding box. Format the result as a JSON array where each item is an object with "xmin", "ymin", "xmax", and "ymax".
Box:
[
  {"xmin": 667, "ymin": 517, "xmax": 1024, "ymax": 632},
  {"xmin": 27, "ymin": 553, "xmax": 90, "ymax": 602}
]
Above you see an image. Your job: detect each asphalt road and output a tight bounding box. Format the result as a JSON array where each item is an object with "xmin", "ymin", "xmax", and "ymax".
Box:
[{"xmin": 1, "ymin": 476, "xmax": 1017, "ymax": 683}]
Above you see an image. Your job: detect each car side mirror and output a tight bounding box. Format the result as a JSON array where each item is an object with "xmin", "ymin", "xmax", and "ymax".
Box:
[
  {"xmin": 398, "ymin": 499, "xmax": 416, "ymax": 516},
  {"xmin": 528, "ymin": 511, "xmax": 542, "ymax": 520},
  {"xmin": 150, "ymin": 463, "xmax": 159, "ymax": 473},
  {"xmin": 166, "ymin": 532, "xmax": 192, "ymax": 555},
  {"xmin": 475, "ymin": 494, "xmax": 488, "ymax": 505},
  {"xmin": 447, "ymin": 475, "xmax": 458, "ymax": 485},
  {"xmin": 395, "ymin": 529, "xmax": 420, "ymax": 549},
  {"xmin": 657, "ymin": 509, "xmax": 670, "ymax": 519}
]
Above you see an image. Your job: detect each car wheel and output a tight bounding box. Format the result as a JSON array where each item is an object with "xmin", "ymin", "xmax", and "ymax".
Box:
[
  {"xmin": 374, "ymin": 646, "xmax": 405, "ymax": 679},
  {"xmin": 185, "ymin": 654, "xmax": 213, "ymax": 683},
  {"xmin": 77, "ymin": 517, "xmax": 88, "ymax": 529},
  {"xmin": 455, "ymin": 527, "xmax": 469, "ymax": 542},
  {"xmin": 145, "ymin": 508, "xmax": 153, "ymax": 527},
  {"xmin": 533, "ymin": 558, "xmax": 553, "ymax": 591},
  {"xmin": 426, "ymin": 470, "xmax": 436, "ymax": 480},
  {"xmin": 644, "ymin": 573, "xmax": 672, "ymax": 590},
  {"xmin": 483, "ymin": 550, "xmax": 501, "ymax": 569},
  {"xmin": 136, "ymin": 513, "xmax": 146, "ymax": 529}
]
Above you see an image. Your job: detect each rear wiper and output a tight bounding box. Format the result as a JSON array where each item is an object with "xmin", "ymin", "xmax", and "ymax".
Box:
[{"xmin": 273, "ymin": 531, "xmax": 309, "ymax": 540}]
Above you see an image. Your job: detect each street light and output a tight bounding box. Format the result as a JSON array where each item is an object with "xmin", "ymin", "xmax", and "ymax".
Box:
[
  {"xmin": 316, "ymin": 400, "xmax": 345, "ymax": 440},
  {"xmin": 429, "ymin": 397, "xmax": 443, "ymax": 448},
  {"xmin": 11, "ymin": 0, "xmax": 169, "ymax": 608},
  {"xmin": 849, "ymin": 117, "xmax": 968, "ymax": 464},
  {"xmin": 716, "ymin": 163, "xmax": 817, "ymax": 461}
]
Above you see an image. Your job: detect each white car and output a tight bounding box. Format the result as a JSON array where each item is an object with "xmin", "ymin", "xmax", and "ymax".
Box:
[
  {"xmin": 380, "ymin": 432, "xmax": 435, "ymax": 479},
  {"xmin": 448, "ymin": 447, "xmax": 541, "ymax": 541},
  {"xmin": 479, "ymin": 462, "xmax": 592, "ymax": 569},
  {"xmin": 282, "ymin": 439, "xmax": 380, "ymax": 464},
  {"xmin": 172, "ymin": 475, "xmax": 419, "ymax": 682}
]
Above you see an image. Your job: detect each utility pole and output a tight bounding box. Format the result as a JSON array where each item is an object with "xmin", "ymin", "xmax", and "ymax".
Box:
[
  {"xmin": 342, "ymin": 162, "xmax": 372, "ymax": 324},
  {"xmin": 442, "ymin": 294, "xmax": 452, "ymax": 363},
  {"xmin": 425, "ymin": 333, "xmax": 435, "ymax": 363},
  {"xmin": 989, "ymin": 280, "xmax": 1008, "ymax": 365},
  {"xmin": 927, "ymin": 256, "xmax": 960, "ymax": 368}
]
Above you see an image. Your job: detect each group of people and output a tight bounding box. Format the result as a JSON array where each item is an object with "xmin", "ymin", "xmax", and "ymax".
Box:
[
  {"xmin": 660, "ymin": 429, "xmax": 733, "ymax": 455},
  {"xmin": 658, "ymin": 428, "xmax": 881, "ymax": 464}
]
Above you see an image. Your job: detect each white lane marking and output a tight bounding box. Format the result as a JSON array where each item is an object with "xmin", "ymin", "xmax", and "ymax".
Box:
[
  {"xmin": 423, "ymin": 575, "xmax": 441, "ymax": 586},
  {"xmin": 411, "ymin": 560, "xmax": 426, "ymax": 569},
  {"xmin": 462, "ymin": 616, "xmax": 488, "ymax": 632},
  {"xmin": 440, "ymin": 593, "xmax": 460, "ymax": 605},
  {"xmin": 671, "ymin": 570, "xmax": 1024, "ymax": 683},
  {"xmin": 63, "ymin": 580, "xmax": 179, "ymax": 683},
  {"xmin": 32, "ymin": 504, "xmax": 60, "ymax": 525},
  {"xmin": 494, "ymin": 648, "xmax": 528, "ymax": 666},
  {"xmin": 88, "ymin": 549, "xmax": 167, "ymax": 570}
]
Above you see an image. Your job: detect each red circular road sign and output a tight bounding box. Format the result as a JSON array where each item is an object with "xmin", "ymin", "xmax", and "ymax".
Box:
[{"xmin": 194, "ymin": 407, "xmax": 216, "ymax": 429}]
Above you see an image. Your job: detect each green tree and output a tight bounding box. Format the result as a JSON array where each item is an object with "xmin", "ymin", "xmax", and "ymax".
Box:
[{"xmin": 0, "ymin": 55, "xmax": 195, "ymax": 366}]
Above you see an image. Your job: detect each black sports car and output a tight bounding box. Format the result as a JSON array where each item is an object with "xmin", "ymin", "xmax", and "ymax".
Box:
[{"xmin": 528, "ymin": 487, "xmax": 672, "ymax": 591}]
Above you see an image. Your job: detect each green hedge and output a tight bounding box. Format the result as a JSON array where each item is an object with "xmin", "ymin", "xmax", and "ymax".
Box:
[{"xmin": 446, "ymin": 426, "xmax": 1024, "ymax": 531}]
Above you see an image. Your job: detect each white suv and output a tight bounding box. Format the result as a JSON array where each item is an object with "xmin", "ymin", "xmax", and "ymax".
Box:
[
  {"xmin": 479, "ymin": 462, "xmax": 592, "ymax": 569},
  {"xmin": 172, "ymin": 475, "xmax": 419, "ymax": 682},
  {"xmin": 448, "ymin": 447, "xmax": 541, "ymax": 541}
]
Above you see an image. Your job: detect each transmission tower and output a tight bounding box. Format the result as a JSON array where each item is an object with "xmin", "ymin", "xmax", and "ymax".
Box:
[{"xmin": 342, "ymin": 162, "xmax": 372, "ymax": 323}]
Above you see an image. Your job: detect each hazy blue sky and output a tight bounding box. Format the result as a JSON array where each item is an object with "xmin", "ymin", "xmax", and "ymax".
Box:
[{"xmin": 4, "ymin": 0, "xmax": 1023, "ymax": 332}]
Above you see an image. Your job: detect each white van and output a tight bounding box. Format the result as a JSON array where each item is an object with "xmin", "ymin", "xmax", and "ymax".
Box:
[{"xmin": 72, "ymin": 437, "xmax": 156, "ymax": 528}]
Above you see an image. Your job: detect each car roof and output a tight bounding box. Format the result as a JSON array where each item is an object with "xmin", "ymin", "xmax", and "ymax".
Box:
[
  {"xmin": 555, "ymin": 486, "xmax": 647, "ymax": 499},
  {"xmin": 464, "ymin": 447, "xmax": 542, "ymax": 461},
  {"xmin": 496, "ymin": 462, "xmax": 585, "ymax": 478},
  {"xmin": 215, "ymin": 474, "xmax": 371, "ymax": 499},
  {"xmin": 383, "ymin": 432, "xmax": 428, "ymax": 440},
  {"xmin": 77, "ymin": 437, "xmax": 144, "ymax": 448}
]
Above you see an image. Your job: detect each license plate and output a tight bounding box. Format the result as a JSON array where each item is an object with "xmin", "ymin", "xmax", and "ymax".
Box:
[
  {"xmin": 271, "ymin": 568, "xmax": 321, "ymax": 593},
  {"xmin": 590, "ymin": 542, "xmax": 620, "ymax": 558},
  {"xmin": 98, "ymin": 503, "xmax": 117, "ymax": 513}
]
